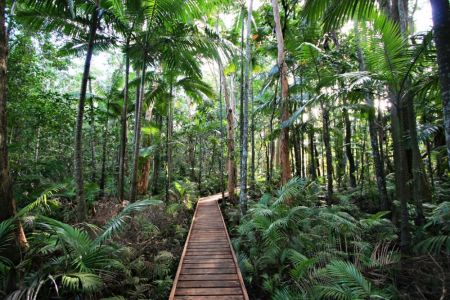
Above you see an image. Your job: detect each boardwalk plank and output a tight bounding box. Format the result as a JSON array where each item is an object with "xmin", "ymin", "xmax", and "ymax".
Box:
[
  {"xmin": 169, "ymin": 193, "xmax": 248, "ymax": 300},
  {"xmin": 175, "ymin": 296, "xmax": 244, "ymax": 300},
  {"xmin": 175, "ymin": 287, "xmax": 243, "ymax": 296},
  {"xmin": 179, "ymin": 274, "xmax": 238, "ymax": 281},
  {"xmin": 176, "ymin": 281, "xmax": 241, "ymax": 288}
]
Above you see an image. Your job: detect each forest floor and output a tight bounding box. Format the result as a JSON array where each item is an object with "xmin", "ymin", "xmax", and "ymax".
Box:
[{"xmin": 89, "ymin": 196, "xmax": 194, "ymax": 299}]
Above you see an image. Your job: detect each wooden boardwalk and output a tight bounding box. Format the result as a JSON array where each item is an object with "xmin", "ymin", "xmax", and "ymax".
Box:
[{"xmin": 169, "ymin": 193, "xmax": 249, "ymax": 300}]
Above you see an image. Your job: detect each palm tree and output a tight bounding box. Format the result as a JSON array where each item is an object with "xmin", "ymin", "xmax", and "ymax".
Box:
[
  {"xmin": 271, "ymin": 0, "xmax": 292, "ymax": 186},
  {"xmin": 219, "ymin": 58, "xmax": 237, "ymax": 204},
  {"xmin": 239, "ymin": 0, "xmax": 253, "ymax": 216},
  {"xmin": 17, "ymin": 0, "xmax": 115, "ymax": 221},
  {"xmin": 108, "ymin": 0, "xmax": 145, "ymax": 203},
  {"xmin": 130, "ymin": 59, "xmax": 147, "ymax": 203},
  {"xmin": 302, "ymin": 0, "xmax": 434, "ymax": 249},
  {"xmin": 73, "ymin": 1, "xmax": 101, "ymax": 221},
  {"xmin": 127, "ymin": 2, "xmax": 223, "ymax": 201}
]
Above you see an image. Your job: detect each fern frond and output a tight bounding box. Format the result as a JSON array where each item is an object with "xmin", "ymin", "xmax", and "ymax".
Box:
[
  {"xmin": 61, "ymin": 273, "xmax": 102, "ymax": 292},
  {"xmin": 414, "ymin": 235, "xmax": 450, "ymax": 254},
  {"xmin": 95, "ymin": 199, "xmax": 163, "ymax": 244}
]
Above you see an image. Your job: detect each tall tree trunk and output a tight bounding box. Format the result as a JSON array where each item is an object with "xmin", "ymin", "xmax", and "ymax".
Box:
[
  {"xmin": 430, "ymin": 0, "xmax": 450, "ymax": 172},
  {"xmin": 198, "ymin": 140, "xmax": 203, "ymax": 194},
  {"xmin": 88, "ymin": 78, "xmax": 97, "ymax": 183},
  {"xmin": 321, "ymin": 101, "xmax": 333, "ymax": 203},
  {"xmin": 390, "ymin": 93, "xmax": 412, "ymax": 249},
  {"xmin": 130, "ymin": 62, "xmax": 147, "ymax": 203},
  {"xmin": 250, "ymin": 63, "xmax": 256, "ymax": 192},
  {"xmin": 406, "ymin": 94, "xmax": 429, "ymax": 225},
  {"xmin": 152, "ymin": 114, "xmax": 162, "ymax": 195},
  {"xmin": 0, "ymin": 0, "xmax": 27, "ymax": 251},
  {"xmin": 99, "ymin": 98, "xmax": 110, "ymax": 198},
  {"xmin": 35, "ymin": 127, "xmax": 40, "ymax": 162},
  {"xmin": 219, "ymin": 72, "xmax": 225, "ymax": 199},
  {"xmin": 396, "ymin": 0, "xmax": 430, "ymax": 225},
  {"xmin": 74, "ymin": 5, "xmax": 99, "ymax": 221},
  {"xmin": 426, "ymin": 139, "xmax": 434, "ymax": 189},
  {"xmin": 118, "ymin": 39, "xmax": 130, "ymax": 202},
  {"xmin": 293, "ymin": 129, "xmax": 302, "ymax": 177},
  {"xmin": 218, "ymin": 59, "xmax": 237, "ymax": 204},
  {"xmin": 164, "ymin": 80, "xmax": 173, "ymax": 202},
  {"xmin": 301, "ymin": 130, "xmax": 306, "ymax": 178},
  {"xmin": 137, "ymin": 103, "xmax": 154, "ymax": 195},
  {"xmin": 378, "ymin": 108, "xmax": 389, "ymax": 173},
  {"xmin": 315, "ymin": 144, "xmax": 321, "ymax": 177},
  {"xmin": 239, "ymin": 7, "xmax": 245, "ymax": 159},
  {"xmin": 309, "ymin": 125, "xmax": 317, "ymax": 179},
  {"xmin": 343, "ymin": 99, "xmax": 356, "ymax": 188},
  {"xmin": 268, "ymin": 86, "xmax": 277, "ymax": 184},
  {"xmin": 271, "ymin": 0, "xmax": 292, "ymax": 185},
  {"xmin": 239, "ymin": 0, "xmax": 253, "ymax": 216},
  {"xmin": 335, "ymin": 117, "xmax": 345, "ymax": 190},
  {"xmin": 166, "ymin": 80, "xmax": 173, "ymax": 201}
]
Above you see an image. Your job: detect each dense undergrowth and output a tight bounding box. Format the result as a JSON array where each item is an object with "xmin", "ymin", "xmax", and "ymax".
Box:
[
  {"xmin": 225, "ymin": 177, "xmax": 450, "ymax": 300},
  {"xmin": 0, "ymin": 184, "xmax": 196, "ymax": 300}
]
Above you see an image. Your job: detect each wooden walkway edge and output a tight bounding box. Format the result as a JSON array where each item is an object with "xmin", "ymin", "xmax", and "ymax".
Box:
[{"xmin": 169, "ymin": 193, "xmax": 249, "ymax": 300}]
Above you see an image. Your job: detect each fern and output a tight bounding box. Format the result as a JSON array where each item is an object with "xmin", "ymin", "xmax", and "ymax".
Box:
[
  {"xmin": 313, "ymin": 260, "xmax": 386, "ymax": 300},
  {"xmin": 414, "ymin": 235, "xmax": 450, "ymax": 254},
  {"xmin": 96, "ymin": 199, "xmax": 163, "ymax": 244},
  {"xmin": 61, "ymin": 273, "xmax": 102, "ymax": 292}
]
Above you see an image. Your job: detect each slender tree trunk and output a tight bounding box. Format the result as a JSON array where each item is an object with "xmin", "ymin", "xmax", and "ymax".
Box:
[
  {"xmin": 268, "ymin": 87, "xmax": 277, "ymax": 184},
  {"xmin": 426, "ymin": 139, "xmax": 434, "ymax": 189},
  {"xmin": 99, "ymin": 98, "xmax": 110, "ymax": 198},
  {"xmin": 35, "ymin": 127, "xmax": 40, "ymax": 162},
  {"xmin": 239, "ymin": 0, "xmax": 253, "ymax": 216},
  {"xmin": 198, "ymin": 140, "xmax": 203, "ymax": 194},
  {"xmin": 219, "ymin": 72, "xmax": 225, "ymax": 199},
  {"xmin": 137, "ymin": 103, "xmax": 154, "ymax": 195},
  {"xmin": 239, "ymin": 7, "xmax": 245, "ymax": 159},
  {"xmin": 343, "ymin": 99, "xmax": 356, "ymax": 188},
  {"xmin": 301, "ymin": 131, "xmax": 306, "ymax": 178},
  {"xmin": 271, "ymin": 0, "xmax": 292, "ymax": 185},
  {"xmin": 189, "ymin": 134, "xmax": 195, "ymax": 180},
  {"xmin": 335, "ymin": 117, "xmax": 345, "ymax": 190},
  {"xmin": 369, "ymin": 102, "xmax": 389, "ymax": 210},
  {"xmin": 74, "ymin": 5, "xmax": 99, "ymax": 221},
  {"xmin": 293, "ymin": 129, "xmax": 302, "ymax": 177},
  {"xmin": 152, "ymin": 114, "xmax": 162, "ymax": 194},
  {"xmin": 218, "ymin": 59, "xmax": 237, "ymax": 204},
  {"xmin": 321, "ymin": 101, "xmax": 333, "ymax": 203},
  {"xmin": 250, "ymin": 64, "xmax": 256, "ymax": 192},
  {"xmin": 430, "ymin": 0, "xmax": 450, "ymax": 172},
  {"xmin": 309, "ymin": 125, "xmax": 316, "ymax": 180},
  {"xmin": 315, "ymin": 144, "xmax": 321, "ymax": 177},
  {"xmin": 88, "ymin": 78, "xmax": 97, "ymax": 183},
  {"xmin": 130, "ymin": 62, "xmax": 147, "ymax": 203},
  {"xmin": 118, "ymin": 39, "xmax": 130, "ymax": 202},
  {"xmin": 166, "ymin": 80, "xmax": 173, "ymax": 201},
  {"xmin": 378, "ymin": 108, "xmax": 388, "ymax": 174}
]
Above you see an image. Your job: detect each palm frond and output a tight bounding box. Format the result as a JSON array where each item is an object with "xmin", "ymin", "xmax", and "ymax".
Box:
[
  {"xmin": 303, "ymin": 0, "xmax": 377, "ymax": 32},
  {"xmin": 95, "ymin": 199, "xmax": 163, "ymax": 244},
  {"xmin": 61, "ymin": 273, "xmax": 102, "ymax": 292}
]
